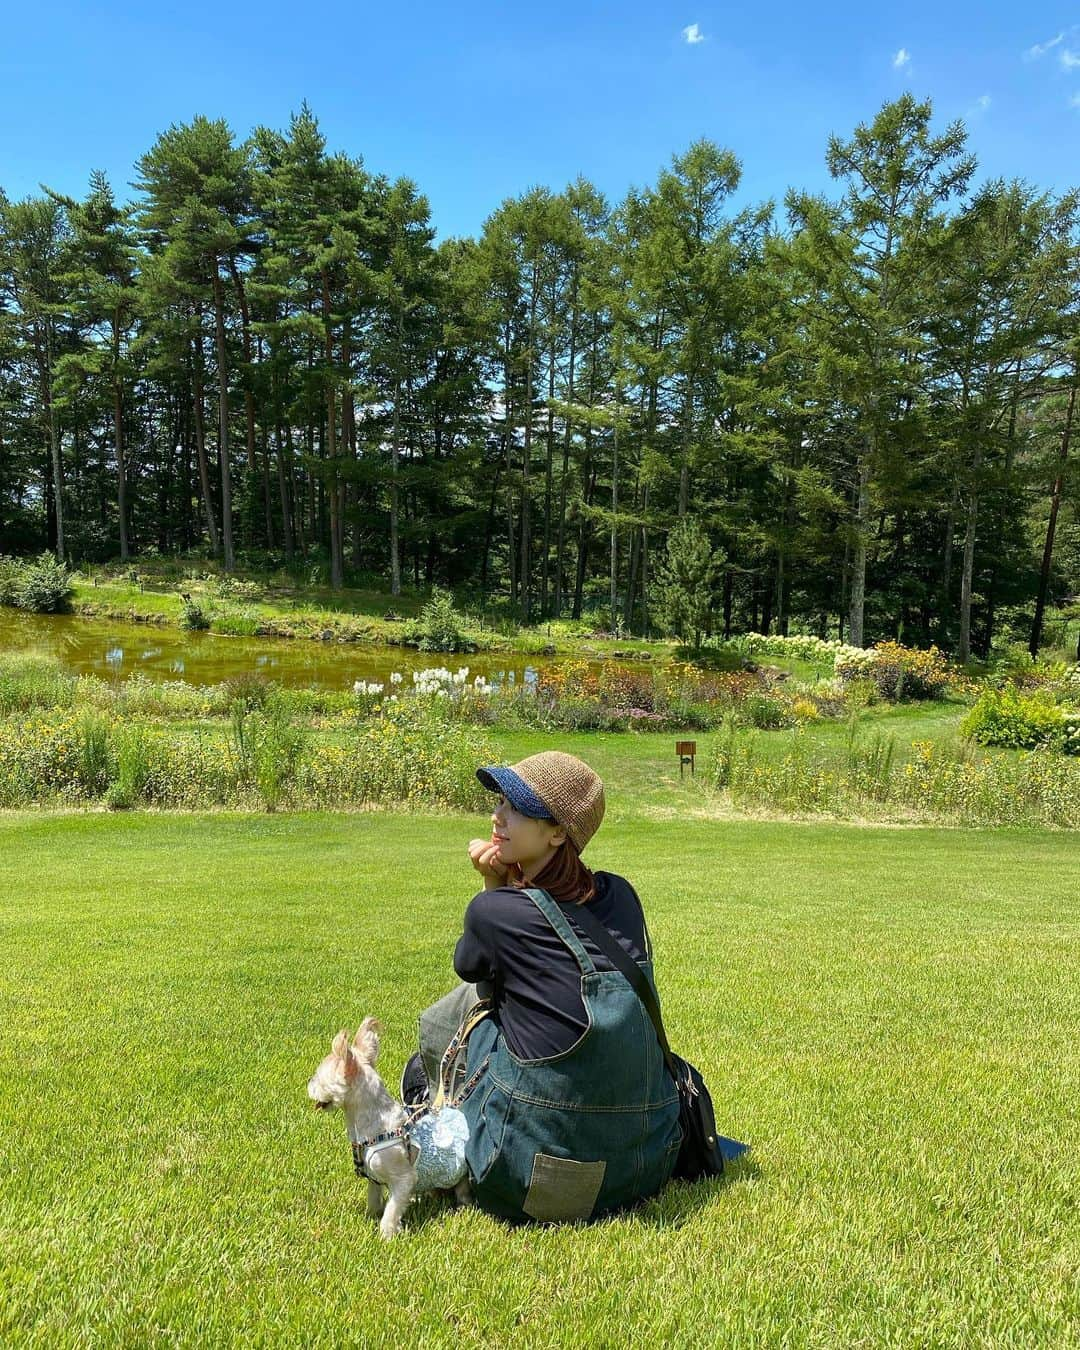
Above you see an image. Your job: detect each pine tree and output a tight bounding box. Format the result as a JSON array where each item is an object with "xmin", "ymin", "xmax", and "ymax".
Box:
[{"xmin": 655, "ymin": 516, "xmax": 723, "ymax": 650}]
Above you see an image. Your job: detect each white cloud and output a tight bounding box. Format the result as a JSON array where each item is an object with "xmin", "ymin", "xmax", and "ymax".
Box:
[
  {"xmin": 1061, "ymin": 48, "xmax": 1080, "ymax": 70},
  {"xmin": 975, "ymin": 94, "xmax": 991, "ymax": 112},
  {"xmin": 893, "ymin": 48, "xmax": 911, "ymax": 70},
  {"xmin": 1025, "ymin": 33, "xmax": 1063, "ymax": 60},
  {"xmin": 682, "ymin": 23, "xmax": 704, "ymax": 45}
]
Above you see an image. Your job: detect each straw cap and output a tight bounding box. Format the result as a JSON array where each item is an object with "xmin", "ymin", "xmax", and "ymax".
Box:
[{"xmin": 476, "ymin": 750, "xmax": 605, "ymax": 855}]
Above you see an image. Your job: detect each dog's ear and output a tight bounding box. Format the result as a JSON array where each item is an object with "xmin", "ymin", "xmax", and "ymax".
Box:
[
  {"xmin": 342, "ymin": 1045, "xmax": 359, "ymax": 1081},
  {"xmin": 353, "ymin": 1016, "xmax": 382, "ymax": 1065},
  {"xmin": 331, "ymin": 1029, "xmax": 359, "ymax": 1081}
]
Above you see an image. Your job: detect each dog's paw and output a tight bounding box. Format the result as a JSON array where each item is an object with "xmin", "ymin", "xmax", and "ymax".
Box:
[
  {"xmin": 378, "ymin": 1215, "xmax": 403, "ymax": 1241},
  {"xmin": 453, "ymin": 1179, "xmax": 474, "ymax": 1207}
]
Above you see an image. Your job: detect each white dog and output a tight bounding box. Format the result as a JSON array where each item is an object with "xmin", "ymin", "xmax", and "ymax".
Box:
[{"xmin": 307, "ymin": 1017, "xmax": 471, "ymax": 1240}]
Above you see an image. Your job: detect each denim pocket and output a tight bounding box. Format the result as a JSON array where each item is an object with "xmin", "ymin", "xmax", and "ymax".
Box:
[{"xmin": 522, "ymin": 1153, "xmax": 607, "ymax": 1222}]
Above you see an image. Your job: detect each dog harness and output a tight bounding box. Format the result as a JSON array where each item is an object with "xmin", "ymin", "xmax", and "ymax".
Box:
[{"xmin": 352, "ymin": 1106, "xmax": 469, "ymax": 1192}]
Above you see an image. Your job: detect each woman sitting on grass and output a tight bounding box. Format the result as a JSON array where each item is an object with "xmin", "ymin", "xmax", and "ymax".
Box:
[{"xmin": 406, "ymin": 750, "xmax": 682, "ymax": 1223}]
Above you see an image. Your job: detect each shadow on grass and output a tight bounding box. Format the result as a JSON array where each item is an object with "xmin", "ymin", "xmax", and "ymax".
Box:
[
  {"xmin": 632, "ymin": 1154, "xmax": 761, "ymax": 1229},
  {"xmin": 403, "ymin": 1154, "xmax": 760, "ymax": 1236}
]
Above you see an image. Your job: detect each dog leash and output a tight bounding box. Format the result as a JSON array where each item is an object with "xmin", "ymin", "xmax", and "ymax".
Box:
[
  {"xmin": 432, "ymin": 999, "xmax": 491, "ymax": 1111},
  {"xmin": 352, "ymin": 1000, "xmax": 491, "ymax": 1180}
]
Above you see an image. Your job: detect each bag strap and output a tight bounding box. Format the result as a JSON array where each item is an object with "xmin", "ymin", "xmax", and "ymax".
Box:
[{"xmin": 544, "ymin": 888, "xmax": 679, "ymax": 1079}]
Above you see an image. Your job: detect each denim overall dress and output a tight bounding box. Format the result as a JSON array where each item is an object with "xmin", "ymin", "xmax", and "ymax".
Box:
[{"xmin": 457, "ymin": 887, "xmax": 682, "ymax": 1223}]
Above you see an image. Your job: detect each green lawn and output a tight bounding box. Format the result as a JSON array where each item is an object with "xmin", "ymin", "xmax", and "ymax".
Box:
[{"xmin": 1, "ymin": 810, "xmax": 1077, "ymax": 1346}]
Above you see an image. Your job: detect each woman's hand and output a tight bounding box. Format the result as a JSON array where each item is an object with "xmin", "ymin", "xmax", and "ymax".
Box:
[{"xmin": 468, "ymin": 838, "xmax": 510, "ymax": 888}]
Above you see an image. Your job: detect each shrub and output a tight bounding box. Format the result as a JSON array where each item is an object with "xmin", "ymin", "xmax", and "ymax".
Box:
[
  {"xmin": 180, "ymin": 596, "xmax": 211, "ymax": 630},
  {"xmin": 742, "ymin": 693, "xmax": 794, "ymax": 729},
  {"xmin": 874, "ymin": 640, "xmax": 951, "ymax": 700},
  {"xmin": 2, "ymin": 553, "xmax": 74, "ymax": 613},
  {"xmin": 960, "ymin": 686, "xmax": 1066, "ymax": 751},
  {"xmin": 418, "ymin": 587, "xmax": 468, "ymax": 652},
  {"xmin": 833, "ymin": 640, "xmax": 953, "ymax": 702}
]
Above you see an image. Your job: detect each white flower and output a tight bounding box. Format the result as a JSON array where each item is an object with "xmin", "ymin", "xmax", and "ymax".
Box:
[{"xmin": 390, "ymin": 671, "xmax": 403, "ymax": 684}]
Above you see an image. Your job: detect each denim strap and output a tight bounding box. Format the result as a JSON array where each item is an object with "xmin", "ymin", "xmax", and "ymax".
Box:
[{"xmin": 522, "ymin": 887, "xmax": 598, "ymax": 977}]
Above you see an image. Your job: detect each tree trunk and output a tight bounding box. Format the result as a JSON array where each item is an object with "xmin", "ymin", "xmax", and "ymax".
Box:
[
  {"xmin": 480, "ymin": 460, "xmax": 502, "ymax": 598},
  {"xmin": 553, "ymin": 273, "xmax": 578, "ymax": 618},
  {"xmin": 112, "ymin": 314, "xmax": 129, "ymax": 562},
  {"xmin": 623, "ymin": 493, "xmax": 640, "ymax": 632},
  {"xmin": 36, "ymin": 321, "xmax": 65, "ymax": 562},
  {"xmin": 323, "ymin": 274, "xmax": 343, "ymax": 590},
  {"xmin": 610, "ymin": 386, "xmax": 620, "ymax": 629},
  {"xmin": 388, "ymin": 304, "xmax": 404, "ymax": 597},
  {"xmin": 938, "ymin": 474, "xmax": 959, "ymax": 646},
  {"xmin": 342, "ymin": 320, "xmax": 356, "ymax": 573},
  {"xmin": 1030, "ymin": 380, "xmax": 1076, "ymax": 657},
  {"xmin": 957, "ymin": 442, "xmax": 983, "ymax": 666},
  {"xmin": 847, "ymin": 447, "xmax": 871, "ymax": 646},
  {"xmin": 503, "ymin": 329, "xmax": 517, "ymax": 613},
  {"xmin": 723, "ymin": 569, "xmax": 733, "ymax": 639},
  {"xmin": 678, "ymin": 372, "xmax": 693, "ymax": 517},
  {"xmin": 227, "ymin": 258, "xmax": 258, "ymax": 477},
  {"xmin": 191, "ymin": 334, "xmax": 220, "ymax": 557},
  {"xmin": 211, "ymin": 271, "xmax": 235, "ymax": 572},
  {"xmin": 573, "ymin": 462, "xmax": 596, "ymax": 620},
  {"xmin": 275, "ymin": 420, "xmax": 293, "ymax": 561},
  {"xmin": 519, "ymin": 262, "xmax": 538, "ymax": 624}
]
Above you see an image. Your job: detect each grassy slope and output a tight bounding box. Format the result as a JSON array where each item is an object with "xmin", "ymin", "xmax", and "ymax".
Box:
[{"xmin": 1, "ymin": 811, "xmax": 1077, "ymax": 1347}]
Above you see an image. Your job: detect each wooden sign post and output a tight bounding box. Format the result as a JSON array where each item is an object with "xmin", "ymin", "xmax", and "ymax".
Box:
[{"xmin": 676, "ymin": 740, "xmax": 697, "ymax": 778}]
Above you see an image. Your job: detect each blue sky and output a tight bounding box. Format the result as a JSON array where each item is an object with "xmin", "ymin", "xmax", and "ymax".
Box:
[{"xmin": 3, "ymin": 2, "xmax": 1078, "ymax": 238}]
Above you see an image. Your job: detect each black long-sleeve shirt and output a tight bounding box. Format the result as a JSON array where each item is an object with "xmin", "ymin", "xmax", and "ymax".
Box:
[{"xmin": 453, "ymin": 871, "xmax": 649, "ymax": 1061}]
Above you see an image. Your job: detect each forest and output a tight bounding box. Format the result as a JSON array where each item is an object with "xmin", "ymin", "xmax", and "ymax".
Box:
[{"xmin": 1, "ymin": 93, "xmax": 1077, "ymax": 658}]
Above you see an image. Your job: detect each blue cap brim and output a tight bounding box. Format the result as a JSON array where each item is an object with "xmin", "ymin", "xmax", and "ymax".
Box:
[{"xmin": 476, "ymin": 766, "xmax": 555, "ymax": 820}]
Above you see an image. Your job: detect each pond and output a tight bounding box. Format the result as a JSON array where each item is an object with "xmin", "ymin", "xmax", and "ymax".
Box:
[{"xmin": 0, "ymin": 610, "xmax": 615, "ymax": 691}]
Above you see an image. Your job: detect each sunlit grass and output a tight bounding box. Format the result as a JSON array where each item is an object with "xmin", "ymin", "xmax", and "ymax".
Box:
[{"xmin": 1, "ymin": 811, "xmax": 1077, "ymax": 1346}]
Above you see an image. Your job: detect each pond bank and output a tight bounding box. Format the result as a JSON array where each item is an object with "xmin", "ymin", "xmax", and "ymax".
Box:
[{"xmin": 0, "ymin": 608, "xmax": 646, "ymax": 691}]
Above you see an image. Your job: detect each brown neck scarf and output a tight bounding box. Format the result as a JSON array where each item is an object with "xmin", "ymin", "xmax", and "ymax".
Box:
[{"xmin": 508, "ymin": 838, "xmax": 597, "ymax": 906}]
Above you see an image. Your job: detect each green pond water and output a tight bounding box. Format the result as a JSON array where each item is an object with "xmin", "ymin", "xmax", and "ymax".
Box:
[{"xmin": 0, "ymin": 610, "xmax": 605, "ymax": 691}]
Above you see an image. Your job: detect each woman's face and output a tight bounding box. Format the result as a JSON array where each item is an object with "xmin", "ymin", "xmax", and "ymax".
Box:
[{"xmin": 490, "ymin": 793, "xmax": 564, "ymax": 874}]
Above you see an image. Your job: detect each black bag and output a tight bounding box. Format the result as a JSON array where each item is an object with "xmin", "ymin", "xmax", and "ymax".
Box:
[{"xmin": 563, "ymin": 896, "xmax": 748, "ymax": 1181}]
